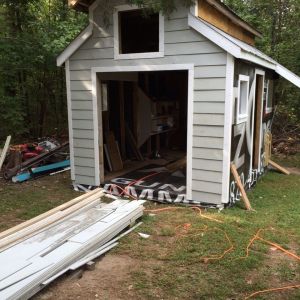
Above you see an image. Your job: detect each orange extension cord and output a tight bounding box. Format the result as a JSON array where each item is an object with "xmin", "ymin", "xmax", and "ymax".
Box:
[{"xmin": 144, "ymin": 207, "xmax": 300, "ymax": 299}]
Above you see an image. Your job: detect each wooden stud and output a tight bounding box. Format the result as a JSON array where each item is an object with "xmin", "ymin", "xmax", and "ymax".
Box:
[
  {"xmin": 230, "ymin": 163, "xmax": 252, "ymax": 211},
  {"xmin": 269, "ymin": 160, "xmax": 290, "ymax": 175}
]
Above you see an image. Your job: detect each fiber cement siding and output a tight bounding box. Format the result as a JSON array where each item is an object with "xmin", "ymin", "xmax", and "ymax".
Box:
[{"xmin": 68, "ymin": 4, "xmax": 227, "ymax": 204}]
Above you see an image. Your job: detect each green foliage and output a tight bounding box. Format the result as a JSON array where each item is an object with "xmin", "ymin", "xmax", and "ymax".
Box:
[
  {"xmin": 225, "ymin": 0, "xmax": 300, "ymax": 120},
  {"xmin": 0, "ymin": 0, "xmax": 299, "ymax": 141},
  {"xmin": 0, "ymin": 0, "xmax": 87, "ymax": 140}
]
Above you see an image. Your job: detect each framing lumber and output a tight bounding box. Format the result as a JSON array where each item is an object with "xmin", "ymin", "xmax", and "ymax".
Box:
[
  {"xmin": 0, "ymin": 136, "xmax": 11, "ymax": 171},
  {"xmin": 230, "ymin": 163, "xmax": 252, "ymax": 211},
  {"xmin": 0, "ymin": 188, "xmax": 102, "ymax": 240},
  {"xmin": 269, "ymin": 160, "xmax": 290, "ymax": 175}
]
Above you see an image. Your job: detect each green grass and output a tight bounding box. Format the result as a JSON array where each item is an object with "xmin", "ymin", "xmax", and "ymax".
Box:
[
  {"xmin": 0, "ymin": 173, "xmax": 78, "ymax": 231},
  {"xmin": 114, "ymin": 156, "xmax": 300, "ymax": 300},
  {"xmin": 0, "ymin": 155, "xmax": 300, "ymax": 299}
]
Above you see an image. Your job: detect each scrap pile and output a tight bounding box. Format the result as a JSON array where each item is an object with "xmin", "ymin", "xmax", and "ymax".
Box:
[
  {"xmin": 272, "ymin": 110, "xmax": 300, "ymax": 155},
  {"xmin": 0, "ymin": 189, "xmax": 145, "ymax": 299},
  {"xmin": 0, "ymin": 136, "xmax": 70, "ymax": 183}
]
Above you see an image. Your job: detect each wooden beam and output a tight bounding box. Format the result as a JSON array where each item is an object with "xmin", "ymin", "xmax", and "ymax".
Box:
[
  {"xmin": 269, "ymin": 160, "xmax": 290, "ymax": 175},
  {"xmin": 230, "ymin": 163, "xmax": 252, "ymax": 211}
]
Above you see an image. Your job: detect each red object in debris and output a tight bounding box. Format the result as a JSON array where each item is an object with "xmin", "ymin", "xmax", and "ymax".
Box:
[{"xmin": 18, "ymin": 144, "xmax": 45, "ymax": 161}]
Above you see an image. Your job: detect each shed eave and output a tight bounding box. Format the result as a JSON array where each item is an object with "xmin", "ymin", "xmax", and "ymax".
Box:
[
  {"xmin": 188, "ymin": 13, "xmax": 300, "ymax": 88},
  {"xmin": 56, "ymin": 24, "xmax": 93, "ymax": 67}
]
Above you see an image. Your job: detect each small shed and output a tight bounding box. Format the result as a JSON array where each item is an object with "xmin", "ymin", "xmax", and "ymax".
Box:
[{"xmin": 57, "ymin": 0, "xmax": 300, "ymax": 207}]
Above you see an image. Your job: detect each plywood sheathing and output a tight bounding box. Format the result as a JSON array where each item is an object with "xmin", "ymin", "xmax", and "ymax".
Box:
[{"xmin": 198, "ymin": 0, "xmax": 257, "ymax": 45}]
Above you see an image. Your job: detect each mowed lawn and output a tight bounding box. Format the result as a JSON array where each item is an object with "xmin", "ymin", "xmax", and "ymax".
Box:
[{"xmin": 0, "ymin": 155, "xmax": 299, "ymax": 300}]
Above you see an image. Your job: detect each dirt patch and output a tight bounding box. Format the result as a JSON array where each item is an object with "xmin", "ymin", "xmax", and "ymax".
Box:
[
  {"xmin": 35, "ymin": 254, "xmax": 161, "ymax": 300},
  {"xmin": 245, "ymin": 243, "xmax": 300, "ymax": 300},
  {"xmin": 285, "ymin": 167, "xmax": 300, "ymax": 175}
]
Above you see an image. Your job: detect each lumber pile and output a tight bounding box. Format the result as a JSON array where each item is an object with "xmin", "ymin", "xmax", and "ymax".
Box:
[{"xmin": 0, "ymin": 189, "xmax": 145, "ymax": 299}]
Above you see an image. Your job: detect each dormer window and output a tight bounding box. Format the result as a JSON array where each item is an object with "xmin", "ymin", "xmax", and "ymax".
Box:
[{"xmin": 114, "ymin": 5, "xmax": 164, "ymax": 59}]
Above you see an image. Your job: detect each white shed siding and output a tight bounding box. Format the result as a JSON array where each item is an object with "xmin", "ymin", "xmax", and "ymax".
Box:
[{"xmin": 68, "ymin": 5, "xmax": 227, "ymax": 204}]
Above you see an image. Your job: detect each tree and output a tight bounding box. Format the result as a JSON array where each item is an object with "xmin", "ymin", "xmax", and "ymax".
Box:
[{"xmin": 0, "ymin": 0, "xmax": 87, "ymax": 140}]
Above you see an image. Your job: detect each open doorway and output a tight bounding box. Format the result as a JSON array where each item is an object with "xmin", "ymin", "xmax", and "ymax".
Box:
[
  {"xmin": 252, "ymin": 73, "xmax": 264, "ymax": 170},
  {"xmin": 98, "ymin": 70, "xmax": 188, "ymax": 202}
]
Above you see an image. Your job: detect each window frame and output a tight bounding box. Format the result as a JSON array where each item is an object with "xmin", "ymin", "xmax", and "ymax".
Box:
[
  {"xmin": 113, "ymin": 5, "xmax": 164, "ymax": 60},
  {"xmin": 236, "ymin": 74, "xmax": 250, "ymax": 124},
  {"xmin": 265, "ymin": 79, "xmax": 274, "ymax": 114}
]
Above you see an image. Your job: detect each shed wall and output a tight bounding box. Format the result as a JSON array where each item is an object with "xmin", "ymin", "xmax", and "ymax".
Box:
[{"xmin": 68, "ymin": 4, "xmax": 228, "ymax": 204}]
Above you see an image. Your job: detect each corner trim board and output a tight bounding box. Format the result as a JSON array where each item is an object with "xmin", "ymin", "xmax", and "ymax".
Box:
[
  {"xmin": 221, "ymin": 53, "xmax": 234, "ymax": 204},
  {"xmin": 65, "ymin": 60, "xmax": 75, "ymax": 181}
]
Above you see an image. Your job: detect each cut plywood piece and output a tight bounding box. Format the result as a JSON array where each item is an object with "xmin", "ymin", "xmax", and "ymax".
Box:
[{"xmin": 106, "ymin": 132, "xmax": 123, "ymax": 171}]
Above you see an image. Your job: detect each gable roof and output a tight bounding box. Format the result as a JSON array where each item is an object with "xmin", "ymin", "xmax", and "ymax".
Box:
[{"xmin": 188, "ymin": 14, "xmax": 300, "ymax": 88}]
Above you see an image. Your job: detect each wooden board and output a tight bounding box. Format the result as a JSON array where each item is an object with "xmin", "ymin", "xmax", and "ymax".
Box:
[
  {"xmin": 253, "ymin": 74, "xmax": 263, "ymax": 169},
  {"xmin": 269, "ymin": 160, "xmax": 290, "ymax": 175},
  {"xmin": 106, "ymin": 131, "xmax": 123, "ymax": 171},
  {"xmin": 230, "ymin": 163, "xmax": 252, "ymax": 210},
  {"xmin": 0, "ymin": 136, "xmax": 11, "ymax": 171},
  {"xmin": 166, "ymin": 157, "xmax": 187, "ymax": 172},
  {"xmin": 125, "ymin": 123, "xmax": 144, "ymax": 161},
  {"xmin": 198, "ymin": 0, "xmax": 255, "ymax": 45}
]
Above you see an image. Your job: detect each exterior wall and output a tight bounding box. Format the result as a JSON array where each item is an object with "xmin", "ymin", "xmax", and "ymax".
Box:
[
  {"xmin": 229, "ymin": 60, "xmax": 275, "ymax": 204},
  {"xmin": 68, "ymin": 3, "xmax": 228, "ymax": 205}
]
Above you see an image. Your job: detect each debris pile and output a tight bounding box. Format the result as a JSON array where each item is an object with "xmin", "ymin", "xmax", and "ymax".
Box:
[
  {"xmin": 272, "ymin": 111, "xmax": 300, "ymax": 155},
  {"xmin": 0, "ymin": 189, "xmax": 144, "ymax": 299},
  {"xmin": 0, "ymin": 136, "xmax": 70, "ymax": 182}
]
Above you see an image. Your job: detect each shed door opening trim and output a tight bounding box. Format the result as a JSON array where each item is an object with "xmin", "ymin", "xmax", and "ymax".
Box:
[{"xmin": 91, "ymin": 64, "xmax": 194, "ymax": 200}]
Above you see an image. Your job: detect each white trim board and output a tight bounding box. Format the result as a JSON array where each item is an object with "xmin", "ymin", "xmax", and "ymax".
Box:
[
  {"xmin": 56, "ymin": 0, "xmax": 99, "ymax": 67},
  {"xmin": 57, "ymin": 24, "xmax": 92, "ymax": 67},
  {"xmin": 91, "ymin": 64, "xmax": 194, "ymax": 200},
  {"xmin": 65, "ymin": 61, "xmax": 75, "ymax": 181},
  {"xmin": 188, "ymin": 13, "xmax": 300, "ymax": 88},
  {"xmin": 221, "ymin": 54, "xmax": 234, "ymax": 204},
  {"xmin": 249, "ymin": 69, "xmax": 265, "ymax": 175}
]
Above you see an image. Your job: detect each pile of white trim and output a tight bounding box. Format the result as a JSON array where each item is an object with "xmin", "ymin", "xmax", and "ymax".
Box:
[{"xmin": 0, "ymin": 189, "xmax": 144, "ymax": 299}]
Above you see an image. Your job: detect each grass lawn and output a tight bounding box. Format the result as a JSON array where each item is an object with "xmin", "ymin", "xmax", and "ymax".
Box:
[{"xmin": 0, "ymin": 155, "xmax": 299, "ymax": 300}]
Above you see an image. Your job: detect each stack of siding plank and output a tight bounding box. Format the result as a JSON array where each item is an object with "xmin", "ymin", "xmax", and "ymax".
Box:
[{"xmin": 0, "ymin": 188, "xmax": 145, "ymax": 300}]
